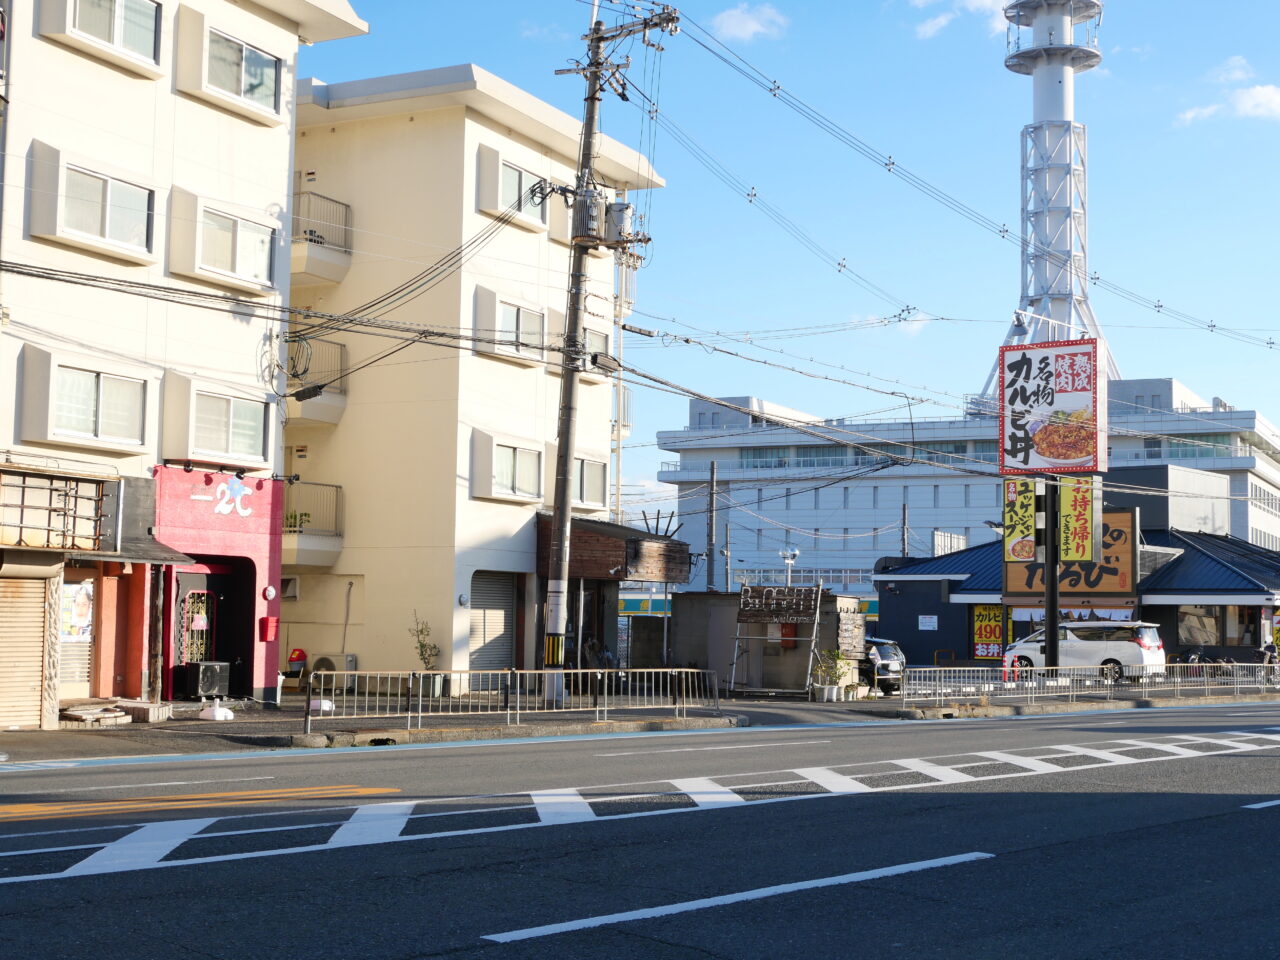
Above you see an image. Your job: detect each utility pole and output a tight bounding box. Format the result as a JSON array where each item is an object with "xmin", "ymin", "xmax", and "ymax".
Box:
[
  {"xmin": 706, "ymin": 460, "xmax": 718, "ymax": 591},
  {"xmin": 900, "ymin": 502, "xmax": 909, "ymax": 557},
  {"xmin": 1043, "ymin": 477, "xmax": 1061, "ymax": 668},
  {"xmin": 544, "ymin": 7, "xmax": 680, "ymax": 668},
  {"xmin": 722, "ymin": 520, "xmax": 731, "ymax": 592}
]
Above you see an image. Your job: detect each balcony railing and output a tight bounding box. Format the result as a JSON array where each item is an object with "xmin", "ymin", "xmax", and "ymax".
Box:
[
  {"xmin": 659, "ymin": 451, "xmax": 998, "ymax": 477},
  {"xmin": 283, "ymin": 482, "xmax": 343, "ymax": 536},
  {"xmin": 1111, "ymin": 445, "xmax": 1251, "ymax": 463},
  {"xmin": 292, "ymin": 192, "xmax": 352, "ymax": 254},
  {"xmin": 287, "ymin": 338, "xmax": 347, "ymax": 396}
]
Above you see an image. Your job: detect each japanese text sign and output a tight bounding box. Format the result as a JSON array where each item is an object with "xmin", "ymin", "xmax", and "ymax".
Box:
[
  {"xmin": 998, "ymin": 339, "xmax": 1107, "ymax": 475},
  {"xmin": 1002, "ymin": 479, "xmax": 1039, "ymax": 563},
  {"xmin": 1004, "ymin": 509, "xmax": 1136, "ymax": 600},
  {"xmin": 972, "ymin": 604, "xmax": 1006, "ymax": 659},
  {"xmin": 1059, "ymin": 476, "xmax": 1101, "ymax": 564}
]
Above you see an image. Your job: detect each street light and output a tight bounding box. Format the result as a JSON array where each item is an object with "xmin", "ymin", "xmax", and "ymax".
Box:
[{"xmin": 778, "ymin": 548, "xmax": 800, "ymax": 586}]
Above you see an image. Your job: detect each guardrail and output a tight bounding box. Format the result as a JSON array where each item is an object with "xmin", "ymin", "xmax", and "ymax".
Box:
[
  {"xmin": 901, "ymin": 663, "xmax": 1280, "ymax": 708},
  {"xmin": 303, "ymin": 668, "xmax": 722, "ymax": 732}
]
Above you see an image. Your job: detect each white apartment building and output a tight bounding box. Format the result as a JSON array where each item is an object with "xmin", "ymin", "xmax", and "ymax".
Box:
[
  {"xmin": 279, "ymin": 65, "xmax": 664, "ymax": 675},
  {"xmin": 0, "ymin": 0, "xmax": 366, "ymax": 728},
  {"xmin": 656, "ymin": 378, "xmax": 1280, "ymax": 594}
]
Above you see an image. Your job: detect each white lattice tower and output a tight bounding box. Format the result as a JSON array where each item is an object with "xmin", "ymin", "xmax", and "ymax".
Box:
[{"xmin": 982, "ymin": 0, "xmax": 1117, "ymax": 400}]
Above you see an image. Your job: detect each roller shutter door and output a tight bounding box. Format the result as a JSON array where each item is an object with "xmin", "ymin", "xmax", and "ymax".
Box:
[
  {"xmin": 0, "ymin": 579, "xmax": 47, "ymax": 729},
  {"xmin": 468, "ymin": 572, "xmax": 515, "ymax": 688}
]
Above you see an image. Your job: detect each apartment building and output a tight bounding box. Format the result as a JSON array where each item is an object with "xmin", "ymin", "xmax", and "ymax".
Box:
[
  {"xmin": 0, "ymin": 0, "xmax": 366, "ymax": 728},
  {"xmin": 279, "ymin": 65, "xmax": 666, "ymax": 674},
  {"xmin": 656, "ymin": 378, "xmax": 1280, "ymax": 594}
]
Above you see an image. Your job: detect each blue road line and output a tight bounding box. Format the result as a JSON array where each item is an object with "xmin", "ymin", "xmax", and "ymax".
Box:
[{"xmin": 2, "ymin": 700, "xmax": 1277, "ymax": 774}]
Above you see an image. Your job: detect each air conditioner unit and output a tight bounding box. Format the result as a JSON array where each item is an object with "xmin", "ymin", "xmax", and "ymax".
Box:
[
  {"xmin": 182, "ymin": 661, "xmax": 229, "ymax": 699},
  {"xmin": 310, "ymin": 653, "xmax": 357, "ymax": 693}
]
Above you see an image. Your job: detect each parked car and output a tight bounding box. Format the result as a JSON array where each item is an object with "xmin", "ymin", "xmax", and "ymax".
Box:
[
  {"xmin": 862, "ymin": 637, "xmax": 907, "ymax": 693},
  {"xmin": 1002, "ymin": 621, "xmax": 1166, "ymax": 680}
]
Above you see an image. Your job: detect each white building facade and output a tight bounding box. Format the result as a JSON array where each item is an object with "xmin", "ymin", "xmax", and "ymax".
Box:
[
  {"xmin": 0, "ymin": 0, "xmax": 366, "ymax": 728},
  {"xmin": 279, "ymin": 65, "xmax": 661, "ymax": 674},
  {"xmin": 657, "ymin": 379, "xmax": 1280, "ymax": 594}
]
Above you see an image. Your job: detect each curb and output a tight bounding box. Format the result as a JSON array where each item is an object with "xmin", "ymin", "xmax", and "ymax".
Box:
[
  {"xmin": 895, "ymin": 692, "xmax": 1280, "ymax": 720},
  {"xmin": 287, "ymin": 715, "xmax": 741, "ymax": 748}
]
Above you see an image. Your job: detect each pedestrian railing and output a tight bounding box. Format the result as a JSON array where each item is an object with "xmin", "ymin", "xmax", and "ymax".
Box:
[
  {"xmin": 303, "ymin": 668, "xmax": 722, "ymax": 733},
  {"xmin": 902, "ymin": 662, "xmax": 1280, "ymax": 708}
]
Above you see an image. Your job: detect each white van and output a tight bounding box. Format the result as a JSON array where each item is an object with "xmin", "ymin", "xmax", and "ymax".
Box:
[{"xmin": 1002, "ymin": 622, "xmax": 1166, "ymax": 680}]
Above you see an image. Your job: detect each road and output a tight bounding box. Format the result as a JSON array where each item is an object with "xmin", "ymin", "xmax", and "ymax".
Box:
[{"xmin": 3, "ymin": 704, "xmax": 1280, "ymax": 959}]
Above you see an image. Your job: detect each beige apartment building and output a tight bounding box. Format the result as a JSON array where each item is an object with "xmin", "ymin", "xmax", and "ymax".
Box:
[
  {"xmin": 0, "ymin": 0, "xmax": 366, "ymax": 728},
  {"xmin": 281, "ymin": 64, "xmax": 664, "ymax": 675}
]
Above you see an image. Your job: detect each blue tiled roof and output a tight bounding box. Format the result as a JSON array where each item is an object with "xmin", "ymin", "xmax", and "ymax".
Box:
[
  {"xmin": 1141, "ymin": 530, "xmax": 1280, "ymax": 594},
  {"xmin": 885, "ymin": 529, "xmax": 1280, "ymax": 597}
]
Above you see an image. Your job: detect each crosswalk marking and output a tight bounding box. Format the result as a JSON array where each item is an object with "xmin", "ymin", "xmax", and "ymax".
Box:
[
  {"xmin": 60, "ymin": 818, "xmax": 215, "ymax": 877},
  {"xmin": 794, "ymin": 768, "xmax": 874, "ymax": 794},
  {"xmin": 669, "ymin": 777, "xmax": 747, "ymax": 808},
  {"xmin": 974, "ymin": 751, "xmax": 1064, "ymax": 773},
  {"xmin": 327, "ymin": 801, "xmax": 418, "ymax": 847},
  {"xmin": 529, "ymin": 789, "xmax": 597, "ymax": 824},
  {"xmin": 2, "ymin": 729, "xmax": 1277, "ymax": 885},
  {"xmin": 894, "ymin": 757, "xmax": 976, "ymax": 783}
]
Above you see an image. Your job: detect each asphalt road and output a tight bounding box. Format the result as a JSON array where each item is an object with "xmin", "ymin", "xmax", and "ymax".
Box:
[{"xmin": 3, "ymin": 704, "xmax": 1280, "ymax": 959}]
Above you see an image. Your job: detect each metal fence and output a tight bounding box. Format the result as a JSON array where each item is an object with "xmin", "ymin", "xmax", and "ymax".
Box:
[
  {"xmin": 283, "ymin": 482, "xmax": 343, "ymax": 536},
  {"xmin": 287, "ymin": 338, "xmax": 347, "ymax": 396},
  {"xmin": 292, "ymin": 191, "xmax": 352, "ymax": 253},
  {"xmin": 902, "ymin": 663, "xmax": 1280, "ymax": 708},
  {"xmin": 303, "ymin": 668, "xmax": 722, "ymax": 732}
]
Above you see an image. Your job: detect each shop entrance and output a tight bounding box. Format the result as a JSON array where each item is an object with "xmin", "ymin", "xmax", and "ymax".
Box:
[{"xmin": 172, "ymin": 563, "xmax": 254, "ymax": 698}]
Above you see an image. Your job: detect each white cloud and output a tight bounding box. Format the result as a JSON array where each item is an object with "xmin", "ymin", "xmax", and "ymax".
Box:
[
  {"xmin": 1209, "ymin": 55, "xmax": 1254, "ymax": 85},
  {"xmin": 957, "ymin": 0, "xmax": 1009, "ymax": 36},
  {"xmin": 1176, "ymin": 104, "xmax": 1222, "ymax": 126},
  {"xmin": 710, "ymin": 3, "xmax": 788, "ymax": 43},
  {"xmin": 1231, "ymin": 84, "xmax": 1280, "ymax": 120},
  {"xmin": 915, "ymin": 12, "xmax": 955, "ymax": 38}
]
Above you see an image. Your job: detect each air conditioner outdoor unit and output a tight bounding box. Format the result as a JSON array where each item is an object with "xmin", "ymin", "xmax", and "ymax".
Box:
[{"xmin": 310, "ymin": 653, "xmax": 357, "ymax": 693}]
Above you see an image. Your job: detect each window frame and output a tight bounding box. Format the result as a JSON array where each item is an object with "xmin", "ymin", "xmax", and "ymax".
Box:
[
  {"xmin": 498, "ymin": 161, "xmax": 548, "ymax": 225},
  {"xmin": 574, "ymin": 457, "xmax": 607, "ymax": 507},
  {"xmin": 40, "ymin": 0, "xmax": 165, "ymax": 79},
  {"xmin": 74, "ymin": 0, "xmax": 161, "ymax": 63},
  {"xmin": 192, "ymin": 391, "xmax": 268, "ymax": 462},
  {"xmin": 198, "ymin": 207, "xmax": 276, "ymax": 287},
  {"xmin": 495, "ymin": 301, "xmax": 545, "ymax": 359},
  {"xmin": 63, "ymin": 164, "xmax": 154, "ymax": 254},
  {"xmin": 53, "ymin": 366, "xmax": 147, "ymax": 445},
  {"xmin": 493, "ymin": 443, "xmax": 542, "ymax": 500},
  {"xmin": 206, "ymin": 28, "xmax": 281, "ymax": 113}
]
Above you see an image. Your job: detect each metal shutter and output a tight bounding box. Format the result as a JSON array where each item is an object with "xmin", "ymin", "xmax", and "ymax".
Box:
[
  {"xmin": 0, "ymin": 579, "xmax": 47, "ymax": 729},
  {"xmin": 468, "ymin": 572, "xmax": 515, "ymax": 688}
]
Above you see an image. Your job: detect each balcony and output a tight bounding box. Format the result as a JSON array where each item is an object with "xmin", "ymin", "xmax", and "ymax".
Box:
[
  {"xmin": 291, "ymin": 192, "xmax": 353, "ymax": 287},
  {"xmin": 656, "ymin": 451, "xmax": 998, "ymax": 483},
  {"xmin": 281, "ymin": 482, "xmax": 344, "ymax": 568},
  {"xmin": 285, "ymin": 338, "xmax": 347, "ymax": 426}
]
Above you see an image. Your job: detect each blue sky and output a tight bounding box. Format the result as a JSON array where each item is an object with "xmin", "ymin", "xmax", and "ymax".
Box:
[{"xmin": 300, "ymin": 1, "xmax": 1280, "ymax": 505}]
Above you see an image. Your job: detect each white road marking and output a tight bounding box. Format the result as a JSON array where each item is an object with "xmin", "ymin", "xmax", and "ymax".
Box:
[
  {"xmin": 1116, "ymin": 739, "xmax": 1203, "ymax": 757},
  {"xmin": 894, "ymin": 757, "xmax": 975, "ymax": 783},
  {"xmin": 10, "ymin": 777, "xmax": 275, "ymax": 796},
  {"xmin": 2, "ymin": 729, "xmax": 1274, "ymax": 885},
  {"xmin": 794, "ymin": 767, "xmax": 873, "ymax": 794},
  {"xmin": 669, "ymin": 777, "xmax": 747, "ymax": 809},
  {"xmin": 59, "ymin": 818, "xmax": 216, "ymax": 877},
  {"xmin": 1242, "ymin": 799, "xmax": 1280, "ymax": 810},
  {"xmin": 596, "ymin": 740, "xmax": 831, "ymax": 757},
  {"xmin": 974, "ymin": 751, "xmax": 1063, "ymax": 773},
  {"xmin": 482, "ymin": 852, "xmax": 996, "ymax": 943},
  {"xmin": 529, "ymin": 789, "xmax": 597, "ymax": 824},
  {"xmin": 326, "ymin": 801, "xmax": 418, "ymax": 847}
]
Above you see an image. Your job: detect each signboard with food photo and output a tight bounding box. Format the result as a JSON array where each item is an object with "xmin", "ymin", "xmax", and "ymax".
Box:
[
  {"xmin": 998, "ymin": 339, "xmax": 1108, "ymax": 475},
  {"xmin": 1004, "ymin": 508, "xmax": 1137, "ymax": 600},
  {"xmin": 1002, "ymin": 478, "xmax": 1039, "ymax": 563}
]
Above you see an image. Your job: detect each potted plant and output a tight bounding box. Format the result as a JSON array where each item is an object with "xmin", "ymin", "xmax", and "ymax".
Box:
[
  {"xmin": 811, "ymin": 649, "xmax": 844, "ymax": 702},
  {"xmin": 409, "ymin": 611, "xmax": 443, "ymax": 697}
]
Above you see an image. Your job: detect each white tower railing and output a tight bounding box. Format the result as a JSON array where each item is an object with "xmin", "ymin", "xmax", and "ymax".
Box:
[{"xmin": 983, "ymin": 0, "xmax": 1117, "ymax": 398}]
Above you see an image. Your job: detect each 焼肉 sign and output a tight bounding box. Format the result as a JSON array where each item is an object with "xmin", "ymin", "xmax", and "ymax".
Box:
[
  {"xmin": 737, "ymin": 585, "xmax": 820, "ymax": 624},
  {"xmin": 998, "ymin": 339, "xmax": 1107, "ymax": 475}
]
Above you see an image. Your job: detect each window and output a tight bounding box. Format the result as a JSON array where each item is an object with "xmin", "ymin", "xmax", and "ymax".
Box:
[
  {"xmin": 54, "ymin": 367, "xmax": 144, "ymax": 443},
  {"xmin": 1151, "ymin": 394, "xmax": 1163, "ymax": 411},
  {"xmin": 842, "ymin": 486, "xmax": 850, "ymax": 509},
  {"xmin": 813, "ymin": 489, "xmax": 821, "ymax": 509},
  {"xmin": 194, "ymin": 393, "xmax": 266, "ymax": 459},
  {"xmin": 756, "ymin": 529, "xmax": 764, "ymax": 550},
  {"xmin": 575, "ymin": 458, "xmax": 606, "ymax": 505},
  {"xmin": 494, "ymin": 445, "xmax": 540, "ymax": 498},
  {"xmin": 932, "ymin": 485, "xmax": 941, "ymax": 508},
  {"xmin": 813, "ymin": 529, "xmax": 821, "ymax": 549},
  {"xmin": 784, "ymin": 488, "xmax": 793, "ymax": 510},
  {"xmin": 499, "ymin": 162, "xmax": 546, "ymax": 222},
  {"xmin": 1134, "ymin": 395, "xmax": 1145, "ymax": 409},
  {"xmin": 1144, "ymin": 438, "xmax": 1162, "ymax": 459},
  {"xmin": 208, "ymin": 31, "xmax": 280, "ymax": 111},
  {"xmin": 74, "ymin": 0, "xmax": 159, "ymax": 61},
  {"xmin": 497, "ymin": 302, "xmax": 544, "ymax": 356},
  {"xmin": 64, "ymin": 167, "xmax": 152, "ymax": 251},
  {"xmin": 756, "ymin": 488, "xmax": 764, "ymax": 508},
  {"xmin": 201, "ymin": 210, "xmax": 273, "ymax": 284}
]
